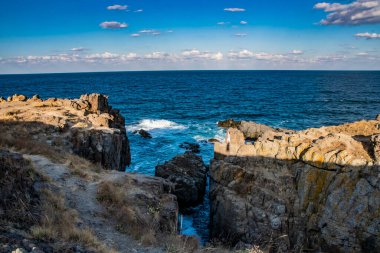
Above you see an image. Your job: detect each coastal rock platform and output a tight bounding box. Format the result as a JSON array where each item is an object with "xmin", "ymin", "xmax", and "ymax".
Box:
[
  {"xmin": 211, "ymin": 118, "xmax": 380, "ymax": 252},
  {"xmin": 0, "ymin": 93, "xmax": 130, "ymax": 171}
]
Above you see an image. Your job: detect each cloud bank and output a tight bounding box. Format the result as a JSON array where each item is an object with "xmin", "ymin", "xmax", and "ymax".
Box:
[
  {"xmin": 355, "ymin": 32, "xmax": 380, "ymax": 38},
  {"xmin": 314, "ymin": 0, "xmax": 380, "ymax": 25}
]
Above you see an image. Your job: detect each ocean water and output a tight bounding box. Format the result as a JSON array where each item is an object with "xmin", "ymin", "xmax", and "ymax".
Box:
[{"xmin": 1, "ymin": 70, "xmax": 380, "ymax": 242}]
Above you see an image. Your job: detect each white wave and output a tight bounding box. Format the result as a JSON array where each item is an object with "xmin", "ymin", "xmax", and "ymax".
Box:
[
  {"xmin": 193, "ymin": 128, "xmax": 225, "ymax": 143},
  {"xmin": 126, "ymin": 119, "xmax": 187, "ymax": 132}
]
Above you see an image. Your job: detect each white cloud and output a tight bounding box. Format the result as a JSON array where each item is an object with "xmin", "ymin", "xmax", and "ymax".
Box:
[
  {"xmin": 100, "ymin": 21, "xmax": 128, "ymax": 29},
  {"xmin": 314, "ymin": 0, "xmax": 380, "ymax": 25},
  {"xmin": 131, "ymin": 34, "xmax": 141, "ymax": 37},
  {"xmin": 107, "ymin": 5, "xmax": 128, "ymax": 10},
  {"xmin": 134, "ymin": 9, "xmax": 143, "ymax": 12},
  {"xmin": 224, "ymin": 8, "xmax": 246, "ymax": 12},
  {"xmin": 217, "ymin": 22, "xmax": 229, "ymax": 25},
  {"xmin": 240, "ymin": 21, "xmax": 248, "ymax": 25},
  {"xmin": 291, "ymin": 50, "xmax": 304, "ymax": 55},
  {"xmin": 234, "ymin": 33, "xmax": 248, "ymax": 37},
  {"xmin": 182, "ymin": 49, "xmax": 223, "ymax": 61},
  {"xmin": 144, "ymin": 52, "xmax": 172, "ymax": 60},
  {"xmin": 355, "ymin": 32, "xmax": 380, "ymax": 38},
  {"xmin": 228, "ymin": 50, "xmax": 255, "ymax": 59},
  {"xmin": 70, "ymin": 47, "xmax": 86, "ymax": 52}
]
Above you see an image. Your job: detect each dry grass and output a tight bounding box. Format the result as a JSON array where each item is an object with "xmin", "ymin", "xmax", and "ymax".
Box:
[
  {"xmin": 0, "ymin": 120, "xmax": 103, "ymax": 179},
  {"xmin": 31, "ymin": 188, "xmax": 112, "ymax": 253},
  {"xmin": 96, "ymin": 181, "xmax": 151, "ymax": 241}
]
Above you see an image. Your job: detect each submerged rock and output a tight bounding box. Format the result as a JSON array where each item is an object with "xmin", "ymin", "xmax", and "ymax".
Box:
[
  {"xmin": 133, "ymin": 129, "xmax": 152, "ymax": 139},
  {"xmin": 179, "ymin": 142, "xmax": 200, "ymax": 153},
  {"xmin": 208, "ymin": 138, "xmax": 221, "ymax": 143},
  {"xmin": 210, "ymin": 119, "xmax": 380, "ymax": 252},
  {"xmin": 155, "ymin": 153, "xmax": 207, "ymax": 208}
]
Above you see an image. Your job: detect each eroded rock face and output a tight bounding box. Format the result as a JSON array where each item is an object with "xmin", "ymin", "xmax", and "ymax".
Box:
[
  {"xmin": 155, "ymin": 153, "xmax": 207, "ymax": 208},
  {"xmin": 0, "ymin": 93, "xmax": 131, "ymax": 170},
  {"xmin": 211, "ymin": 120, "xmax": 380, "ymax": 253}
]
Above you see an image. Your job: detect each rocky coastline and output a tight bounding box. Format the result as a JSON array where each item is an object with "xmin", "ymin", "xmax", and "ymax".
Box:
[
  {"xmin": 211, "ymin": 118, "xmax": 380, "ymax": 252},
  {"xmin": 1, "ymin": 93, "xmax": 379, "ymax": 253}
]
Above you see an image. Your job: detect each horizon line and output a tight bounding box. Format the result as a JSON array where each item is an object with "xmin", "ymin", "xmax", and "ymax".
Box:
[{"xmin": 1, "ymin": 69, "xmax": 380, "ymax": 76}]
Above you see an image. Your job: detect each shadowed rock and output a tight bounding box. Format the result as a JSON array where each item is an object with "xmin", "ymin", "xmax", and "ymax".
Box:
[
  {"xmin": 179, "ymin": 142, "xmax": 200, "ymax": 153},
  {"xmin": 211, "ymin": 119, "xmax": 380, "ymax": 252},
  {"xmin": 133, "ymin": 129, "xmax": 152, "ymax": 139},
  {"xmin": 155, "ymin": 153, "xmax": 207, "ymax": 208}
]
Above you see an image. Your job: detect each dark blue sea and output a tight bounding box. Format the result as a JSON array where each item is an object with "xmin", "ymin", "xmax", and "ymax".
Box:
[{"xmin": 1, "ymin": 70, "xmax": 380, "ymax": 242}]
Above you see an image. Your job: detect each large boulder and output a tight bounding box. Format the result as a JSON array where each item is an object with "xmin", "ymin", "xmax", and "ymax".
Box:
[
  {"xmin": 155, "ymin": 153, "xmax": 207, "ymax": 208},
  {"xmin": 210, "ymin": 119, "xmax": 380, "ymax": 253},
  {"xmin": 79, "ymin": 93, "xmax": 109, "ymax": 114}
]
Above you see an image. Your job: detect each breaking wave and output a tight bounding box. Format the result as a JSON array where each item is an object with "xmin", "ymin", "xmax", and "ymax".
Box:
[{"xmin": 126, "ymin": 119, "xmax": 187, "ymax": 132}]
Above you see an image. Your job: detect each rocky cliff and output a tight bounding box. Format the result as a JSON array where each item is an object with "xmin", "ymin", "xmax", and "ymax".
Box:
[
  {"xmin": 0, "ymin": 93, "xmax": 130, "ymax": 170},
  {"xmin": 211, "ymin": 119, "xmax": 380, "ymax": 252}
]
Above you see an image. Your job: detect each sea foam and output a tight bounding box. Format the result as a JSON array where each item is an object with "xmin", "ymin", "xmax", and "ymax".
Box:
[{"xmin": 126, "ymin": 119, "xmax": 187, "ymax": 132}]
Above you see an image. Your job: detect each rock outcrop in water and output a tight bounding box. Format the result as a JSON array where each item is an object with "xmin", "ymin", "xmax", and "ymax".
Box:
[
  {"xmin": 211, "ymin": 118, "xmax": 380, "ymax": 252},
  {"xmin": 0, "ymin": 93, "xmax": 130, "ymax": 170},
  {"xmin": 155, "ymin": 153, "xmax": 207, "ymax": 208}
]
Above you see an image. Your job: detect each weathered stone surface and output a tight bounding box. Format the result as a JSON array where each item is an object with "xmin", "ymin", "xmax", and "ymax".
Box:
[
  {"xmin": 27, "ymin": 95, "xmax": 42, "ymax": 102},
  {"xmin": 155, "ymin": 153, "xmax": 207, "ymax": 208},
  {"xmin": 211, "ymin": 119, "xmax": 380, "ymax": 253},
  {"xmin": 376, "ymin": 114, "xmax": 380, "ymax": 121},
  {"xmin": 0, "ymin": 93, "xmax": 131, "ymax": 170},
  {"xmin": 238, "ymin": 120, "xmax": 277, "ymax": 140},
  {"xmin": 79, "ymin": 93, "xmax": 109, "ymax": 113},
  {"xmin": 6, "ymin": 94, "xmax": 28, "ymax": 102}
]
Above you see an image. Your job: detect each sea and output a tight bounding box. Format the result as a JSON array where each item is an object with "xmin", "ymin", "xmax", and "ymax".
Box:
[{"xmin": 1, "ymin": 70, "xmax": 380, "ymax": 243}]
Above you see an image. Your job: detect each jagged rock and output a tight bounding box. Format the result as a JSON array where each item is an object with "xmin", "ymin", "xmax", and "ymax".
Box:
[
  {"xmin": 179, "ymin": 142, "xmax": 200, "ymax": 153},
  {"xmin": 372, "ymin": 134, "xmax": 380, "ymax": 163},
  {"xmin": 7, "ymin": 94, "xmax": 28, "ymax": 102},
  {"xmin": 217, "ymin": 119, "xmax": 241, "ymax": 128},
  {"xmin": 211, "ymin": 119, "xmax": 380, "ymax": 252},
  {"xmin": 155, "ymin": 153, "xmax": 207, "ymax": 208},
  {"xmin": 133, "ymin": 129, "xmax": 152, "ymax": 139},
  {"xmin": 0, "ymin": 97, "xmax": 6, "ymax": 103},
  {"xmin": 27, "ymin": 95, "xmax": 42, "ymax": 102},
  {"xmin": 79, "ymin": 93, "xmax": 109, "ymax": 113},
  {"xmin": 0, "ymin": 93, "xmax": 131, "ymax": 170},
  {"xmin": 377, "ymin": 114, "xmax": 380, "ymax": 121}
]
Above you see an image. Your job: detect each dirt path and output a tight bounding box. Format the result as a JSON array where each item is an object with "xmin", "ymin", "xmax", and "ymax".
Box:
[{"xmin": 25, "ymin": 154, "xmax": 163, "ymax": 253}]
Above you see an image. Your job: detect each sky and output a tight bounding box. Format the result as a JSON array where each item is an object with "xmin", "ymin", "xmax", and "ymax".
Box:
[{"xmin": 0, "ymin": 0, "xmax": 380, "ymax": 73}]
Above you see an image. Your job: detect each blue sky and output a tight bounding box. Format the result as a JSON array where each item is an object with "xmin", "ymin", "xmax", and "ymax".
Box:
[{"xmin": 0, "ymin": 0, "xmax": 380, "ymax": 73}]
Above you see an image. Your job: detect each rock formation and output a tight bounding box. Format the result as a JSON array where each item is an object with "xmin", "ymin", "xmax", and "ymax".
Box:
[
  {"xmin": 0, "ymin": 93, "xmax": 130, "ymax": 170},
  {"xmin": 155, "ymin": 153, "xmax": 207, "ymax": 208},
  {"xmin": 179, "ymin": 142, "xmax": 201, "ymax": 153},
  {"xmin": 133, "ymin": 129, "xmax": 153, "ymax": 139},
  {"xmin": 211, "ymin": 117, "xmax": 380, "ymax": 252}
]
